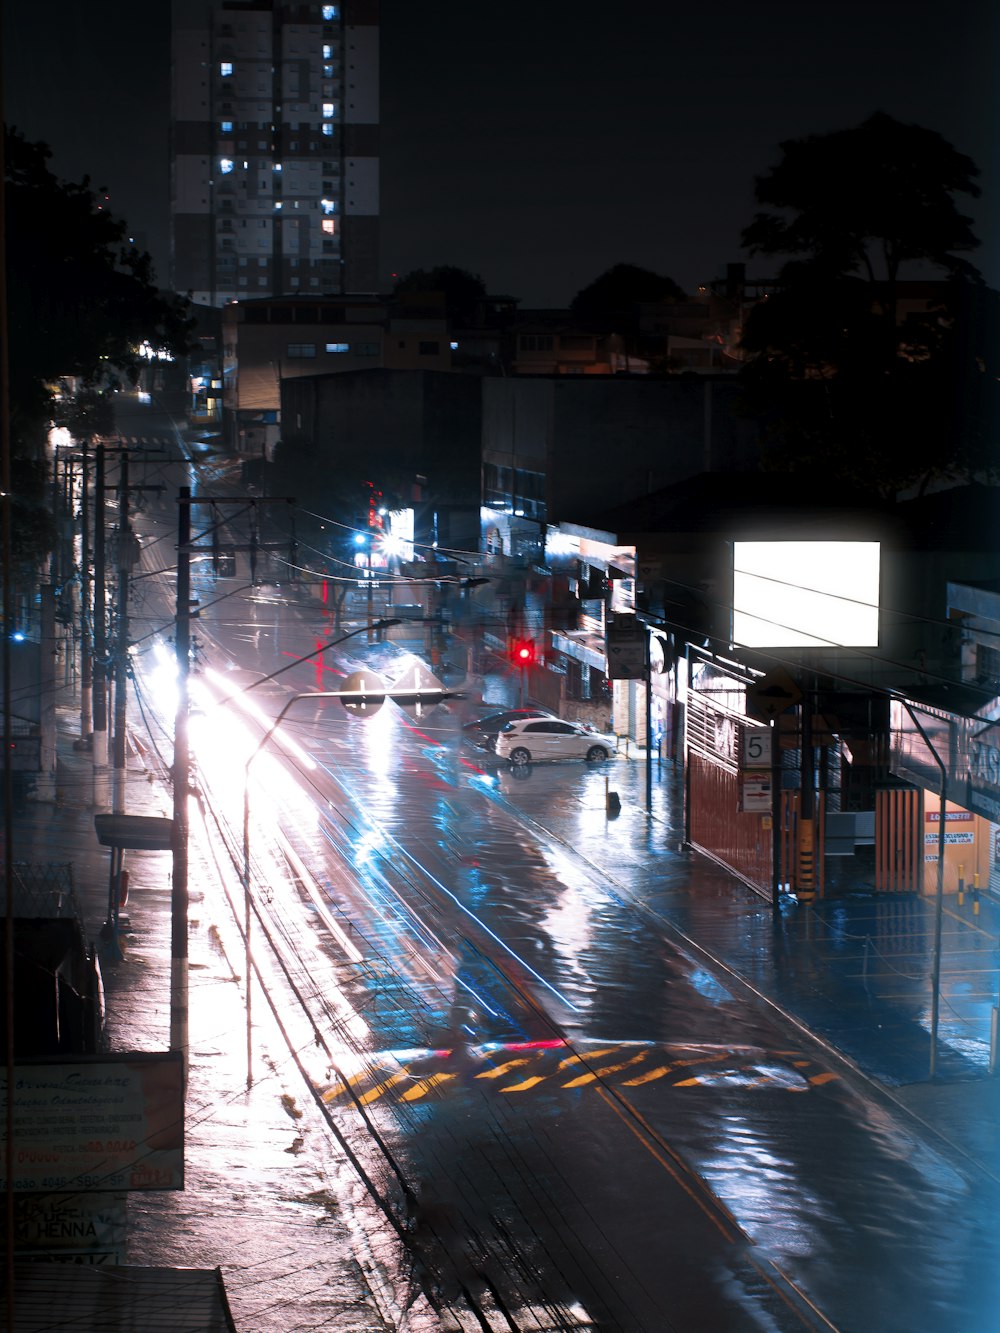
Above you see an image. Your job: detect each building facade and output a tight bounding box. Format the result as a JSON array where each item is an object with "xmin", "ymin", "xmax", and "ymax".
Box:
[{"xmin": 171, "ymin": 0, "xmax": 379, "ymax": 305}]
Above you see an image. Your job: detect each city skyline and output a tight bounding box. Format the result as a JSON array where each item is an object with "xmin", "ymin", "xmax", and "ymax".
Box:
[{"xmin": 4, "ymin": 0, "xmax": 997, "ymax": 305}]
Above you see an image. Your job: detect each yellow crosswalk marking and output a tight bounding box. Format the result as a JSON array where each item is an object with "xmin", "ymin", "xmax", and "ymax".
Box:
[
  {"xmin": 622, "ymin": 1064, "xmax": 673, "ymax": 1087},
  {"xmin": 499, "ymin": 1076, "xmax": 546, "ymax": 1093},
  {"xmin": 400, "ymin": 1072, "xmax": 456, "ymax": 1101},
  {"xmin": 563, "ymin": 1052, "xmax": 651, "ymax": 1087},
  {"xmin": 358, "ymin": 1072, "xmax": 411, "ymax": 1106},
  {"xmin": 558, "ymin": 1045, "xmax": 622, "ymax": 1069},
  {"xmin": 475, "ymin": 1058, "xmax": 532, "ymax": 1080}
]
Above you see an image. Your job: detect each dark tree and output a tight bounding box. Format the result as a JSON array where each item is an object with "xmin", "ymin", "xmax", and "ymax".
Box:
[
  {"xmin": 5, "ymin": 128, "xmax": 194, "ymax": 441},
  {"xmin": 570, "ymin": 264, "xmax": 685, "ymax": 370},
  {"xmin": 393, "ymin": 266, "xmax": 488, "ymax": 326},
  {"xmin": 3, "ymin": 128, "xmax": 194, "ymax": 566},
  {"xmin": 737, "ymin": 114, "xmax": 992, "ymax": 495},
  {"xmin": 570, "ymin": 263, "xmax": 685, "ymax": 323}
]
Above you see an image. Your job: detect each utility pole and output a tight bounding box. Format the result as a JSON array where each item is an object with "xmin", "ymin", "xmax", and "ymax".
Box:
[
  {"xmin": 111, "ymin": 451, "xmax": 160, "ymax": 813},
  {"xmin": 92, "ymin": 444, "xmax": 109, "ymax": 807},
  {"xmin": 170, "ymin": 492, "xmax": 294, "ymax": 1076},
  {"xmin": 113, "ymin": 454, "xmax": 134, "ymax": 813},
  {"xmin": 170, "ymin": 486, "xmax": 191, "ymax": 1074},
  {"xmin": 79, "ymin": 440, "xmax": 93, "ymax": 746}
]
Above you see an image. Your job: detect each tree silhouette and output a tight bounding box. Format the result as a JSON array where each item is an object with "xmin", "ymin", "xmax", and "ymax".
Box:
[
  {"xmin": 737, "ymin": 114, "xmax": 992, "ymax": 495},
  {"xmin": 393, "ymin": 266, "xmax": 488, "ymax": 326},
  {"xmin": 3, "ymin": 127, "xmax": 194, "ymax": 565},
  {"xmin": 5, "ymin": 128, "xmax": 194, "ymax": 443}
]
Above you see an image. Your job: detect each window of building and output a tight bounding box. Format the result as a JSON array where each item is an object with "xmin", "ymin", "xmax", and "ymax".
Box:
[
  {"xmin": 322, "ymin": 102, "xmax": 336, "ymax": 118},
  {"xmin": 220, "ymin": 158, "xmax": 234, "ymax": 174},
  {"xmin": 287, "ymin": 343, "xmax": 317, "ymax": 358},
  {"xmin": 321, "ymin": 219, "xmax": 335, "ymax": 235},
  {"xmin": 321, "ymin": 123, "xmax": 334, "ymax": 137},
  {"xmin": 519, "ymin": 334, "xmax": 554, "ymax": 352},
  {"xmin": 356, "ymin": 342, "xmax": 379, "ymax": 356},
  {"xmin": 419, "ymin": 341, "xmax": 440, "ymax": 356},
  {"xmin": 322, "ymin": 4, "xmax": 339, "ymax": 17},
  {"xmin": 273, "ymin": 163, "xmax": 282, "ymax": 172},
  {"xmin": 326, "ymin": 343, "xmax": 350, "ymax": 354},
  {"xmin": 221, "ymin": 120, "xmax": 233, "ymax": 133},
  {"xmin": 322, "ymin": 44, "xmax": 333, "ymax": 58},
  {"xmin": 220, "ymin": 62, "xmax": 233, "ymax": 77},
  {"xmin": 320, "ymin": 197, "xmax": 336, "ymax": 214}
]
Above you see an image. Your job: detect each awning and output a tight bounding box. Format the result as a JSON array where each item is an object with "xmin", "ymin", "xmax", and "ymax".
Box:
[{"xmin": 94, "ymin": 814, "xmax": 174, "ymax": 851}]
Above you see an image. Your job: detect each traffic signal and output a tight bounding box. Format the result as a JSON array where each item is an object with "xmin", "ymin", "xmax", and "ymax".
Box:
[{"xmin": 511, "ymin": 639, "xmax": 536, "ymax": 667}]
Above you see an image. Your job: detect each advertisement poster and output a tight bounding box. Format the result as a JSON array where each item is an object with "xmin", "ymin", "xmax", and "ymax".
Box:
[{"xmin": 0, "ymin": 1053, "xmax": 184, "ymax": 1194}]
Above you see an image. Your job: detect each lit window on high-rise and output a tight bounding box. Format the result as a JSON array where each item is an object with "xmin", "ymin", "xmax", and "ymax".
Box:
[
  {"xmin": 322, "ymin": 219, "xmax": 336, "ymax": 235},
  {"xmin": 322, "ymin": 124, "xmax": 334, "ymax": 137},
  {"xmin": 320, "ymin": 198, "xmax": 336, "ymax": 214},
  {"xmin": 220, "ymin": 159, "xmax": 235, "ymax": 174},
  {"xmin": 322, "ymin": 45, "xmax": 333, "ymax": 58},
  {"xmin": 220, "ymin": 62, "xmax": 233, "ymax": 77},
  {"xmin": 221, "ymin": 120, "xmax": 233, "ymax": 133},
  {"xmin": 322, "ymin": 5, "xmax": 339, "ymax": 18},
  {"xmin": 322, "ymin": 103, "xmax": 336, "ymax": 118}
]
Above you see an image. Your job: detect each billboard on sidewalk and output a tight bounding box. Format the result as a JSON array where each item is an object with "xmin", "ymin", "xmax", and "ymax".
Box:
[
  {"xmin": 732, "ymin": 541, "xmax": 880, "ymax": 648},
  {"xmin": 0, "ymin": 1052, "xmax": 184, "ymax": 1193}
]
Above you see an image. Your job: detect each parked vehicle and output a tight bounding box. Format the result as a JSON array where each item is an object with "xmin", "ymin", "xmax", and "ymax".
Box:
[
  {"xmin": 495, "ymin": 717, "xmax": 615, "ymax": 766},
  {"xmin": 462, "ymin": 708, "xmax": 552, "ymax": 748}
]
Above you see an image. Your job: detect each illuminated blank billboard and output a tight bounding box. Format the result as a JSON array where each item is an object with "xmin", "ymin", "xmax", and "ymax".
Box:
[{"xmin": 733, "ymin": 541, "xmax": 880, "ymax": 647}]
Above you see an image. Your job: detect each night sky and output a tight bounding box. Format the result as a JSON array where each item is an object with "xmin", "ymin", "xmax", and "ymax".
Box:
[{"xmin": 4, "ymin": 1, "xmax": 997, "ymax": 305}]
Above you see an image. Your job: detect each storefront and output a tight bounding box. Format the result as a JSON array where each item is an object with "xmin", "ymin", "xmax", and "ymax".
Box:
[{"xmin": 890, "ymin": 695, "xmax": 999, "ymax": 899}]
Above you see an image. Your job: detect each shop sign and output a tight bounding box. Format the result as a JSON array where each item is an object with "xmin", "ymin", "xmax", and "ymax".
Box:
[
  {"xmin": 740, "ymin": 776, "xmax": 772, "ymax": 812},
  {"xmin": 9, "ymin": 1192, "xmax": 125, "ymax": 1263},
  {"xmin": 968, "ymin": 732, "xmax": 1000, "ymax": 822},
  {"xmin": 741, "ymin": 730, "xmax": 772, "ymax": 769},
  {"xmin": 0, "ymin": 1053, "xmax": 184, "ymax": 1194},
  {"xmin": 606, "ymin": 616, "xmax": 646, "ymax": 679},
  {"xmin": 924, "ymin": 831, "xmax": 975, "ymax": 845}
]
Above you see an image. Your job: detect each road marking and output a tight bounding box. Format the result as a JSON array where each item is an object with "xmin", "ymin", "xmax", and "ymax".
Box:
[
  {"xmin": 500, "ymin": 1076, "xmax": 546, "ymax": 1093},
  {"xmin": 400, "ymin": 1072, "xmax": 455, "ymax": 1101}
]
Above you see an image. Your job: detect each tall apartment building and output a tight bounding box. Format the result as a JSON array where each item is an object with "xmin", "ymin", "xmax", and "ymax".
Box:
[{"xmin": 171, "ymin": 0, "xmax": 379, "ymax": 306}]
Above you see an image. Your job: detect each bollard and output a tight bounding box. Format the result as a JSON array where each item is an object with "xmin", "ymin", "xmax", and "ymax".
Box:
[
  {"xmin": 991, "ymin": 1006, "xmax": 998, "ymax": 1077},
  {"xmin": 958, "ymin": 864, "xmax": 965, "ymax": 905},
  {"xmin": 973, "ymin": 871, "xmax": 980, "ymax": 916}
]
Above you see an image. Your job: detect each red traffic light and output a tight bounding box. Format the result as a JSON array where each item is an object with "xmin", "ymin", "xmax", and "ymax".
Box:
[{"xmin": 511, "ymin": 639, "xmax": 536, "ymax": 666}]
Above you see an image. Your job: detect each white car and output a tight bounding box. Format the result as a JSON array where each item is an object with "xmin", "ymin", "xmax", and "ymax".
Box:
[{"xmin": 495, "ymin": 717, "xmax": 615, "ymax": 766}]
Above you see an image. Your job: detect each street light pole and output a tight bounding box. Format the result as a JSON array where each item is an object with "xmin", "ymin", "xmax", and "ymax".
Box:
[{"xmin": 237, "ymin": 620, "xmax": 399, "ymax": 1089}]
